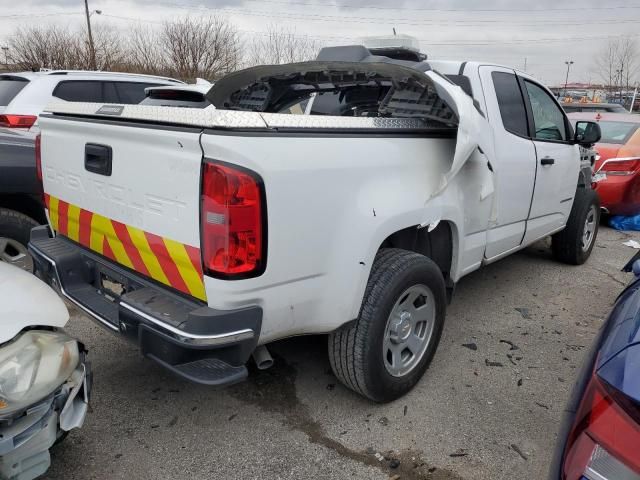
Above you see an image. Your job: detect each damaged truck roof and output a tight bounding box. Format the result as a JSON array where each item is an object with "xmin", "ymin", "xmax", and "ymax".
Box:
[{"xmin": 207, "ymin": 57, "xmax": 459, "ymax": 126}]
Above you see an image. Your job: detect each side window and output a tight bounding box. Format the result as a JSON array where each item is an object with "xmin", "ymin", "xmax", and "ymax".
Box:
[
  {"xmin": 524, "ymin": 81, "xmax": 567, "ymax": 141},
  {"xmin": 103, "ymin": 82, "xmax": 119, "ymax": 103},
  {"xmin": 114, "ymin": 82, "xmax": 160, "ymax": 104},
  {"xmin": 492, "ymin": 71, "xmax": 528, "ymax": 137},
  {"xmin": 52, "ymin": 81, "xmax": 102, "ymax": 102}
]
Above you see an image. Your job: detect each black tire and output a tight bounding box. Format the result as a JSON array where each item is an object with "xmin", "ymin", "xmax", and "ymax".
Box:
[
  {"xmin": 328, "ymin": 248, "xmax": 446, "ymax": 403},
  {"xmin": 552, "ymin": 188, "xmax": 600, "ymax": 265},
  {"xmin": 0, "ymin": 208, "xmax": 39, "ymax": 272}
]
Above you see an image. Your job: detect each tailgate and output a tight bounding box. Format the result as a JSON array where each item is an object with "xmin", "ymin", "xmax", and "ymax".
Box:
[{"xmin": 39, "ymin": 114, "xmax": 207, "ymax": 301}]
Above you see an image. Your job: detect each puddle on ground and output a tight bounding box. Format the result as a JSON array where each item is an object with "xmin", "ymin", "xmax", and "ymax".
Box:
[{"xmin": 228, "ymin": 355, "xmax": 463, "ymax": 480}]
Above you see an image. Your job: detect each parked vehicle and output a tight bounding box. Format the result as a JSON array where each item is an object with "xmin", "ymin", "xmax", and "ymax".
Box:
[
  {"xmin": 569, "ymin": 112, "xmax": 640, "ymax": 215},
  {"xmin": 0, "ymin": 260, "xmax": 90, "ymax": 480},
  {"xmin": 0, "ymin": 70, "xmax": 183, "ymax": 272},
  {"xmin": 29, "ymin": 44, "xmax": 602, "ymax": 402},
  {"xmin": 140, "ymin": 82, "xmax": 212, "ymax": 109},
  {"xmin": 562, "ymin": 102, "xmax": 627, "ymax": 114},
  {"xmin": 549, "ymin": 252, "xmax": 640, "ymax": 480}
]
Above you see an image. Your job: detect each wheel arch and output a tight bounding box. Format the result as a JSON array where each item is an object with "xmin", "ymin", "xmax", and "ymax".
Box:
[{"xmin": 379, "ymin": 222, "xmax": 456, "ymax": 284}]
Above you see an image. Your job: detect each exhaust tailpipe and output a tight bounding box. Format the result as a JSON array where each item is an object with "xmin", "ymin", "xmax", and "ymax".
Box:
[{"xmin": 252, "ymin": 345, "xmax": 274, "ymax": 370}]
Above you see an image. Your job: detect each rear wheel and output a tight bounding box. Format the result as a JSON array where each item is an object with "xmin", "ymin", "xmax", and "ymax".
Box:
[
  {"xmin": 328, "ymin": 248, "xmax": 446, "ymax": 403},
  {"xmin": 552, "ymin": 188, "xmax": 600, "ymax": 265},
  {"xmin": 0, "ymin": 208, "xmax": 38, "ymax": 272}
]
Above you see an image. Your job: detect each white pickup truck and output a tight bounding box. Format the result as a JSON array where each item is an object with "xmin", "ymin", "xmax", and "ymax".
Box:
[{"xmin": 29, "ymin": 44, "xmax": 602, "ymax": 402}]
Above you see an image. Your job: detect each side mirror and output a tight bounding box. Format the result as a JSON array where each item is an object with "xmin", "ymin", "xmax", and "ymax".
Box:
[{"xmin": 574, "ymin": 121, "xmax": 601, "ymax": 146}]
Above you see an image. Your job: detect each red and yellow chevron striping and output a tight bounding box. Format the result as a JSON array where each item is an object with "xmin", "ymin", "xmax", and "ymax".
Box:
[{"xmin": 44, "ymin": 194, "xmax": 207, "ymax": 301}]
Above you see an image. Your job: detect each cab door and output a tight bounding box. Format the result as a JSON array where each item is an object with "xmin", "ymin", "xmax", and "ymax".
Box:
[
  {"xmin": 519, "ymin": 77, "xmax": 580, "ymax": 244},
  {"xmin": 479, "ymin": 66, "xmax": 538, "ymax": 260}
]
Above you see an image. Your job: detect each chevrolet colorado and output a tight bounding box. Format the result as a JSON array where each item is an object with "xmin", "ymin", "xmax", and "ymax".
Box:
[{"xmin": 29, "ymin": 45, "xmax": 602, "ymax": 402}]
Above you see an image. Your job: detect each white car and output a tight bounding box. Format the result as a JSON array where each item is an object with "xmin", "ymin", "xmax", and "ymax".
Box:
[
  {"xmin": 0, "ymin": 261, "xmax": 90, "ymax": 480},
  {"xmin": 30, "ymin": 44, "xmax": 602, "ymax": 402},
  {"xmin": 0, "ymin": 70, "xmax": 183, "ymax": 124}
]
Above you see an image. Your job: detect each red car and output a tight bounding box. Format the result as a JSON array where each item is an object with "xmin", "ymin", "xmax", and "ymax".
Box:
[{"xmin": 569, "ymin": 112, "xmax": 640, "ymax": 215}]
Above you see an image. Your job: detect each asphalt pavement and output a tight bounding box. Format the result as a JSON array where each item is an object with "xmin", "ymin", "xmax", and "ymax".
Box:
[{"xmin": 44, "ymin": 226, "xmax": 640, "ymax": 480}]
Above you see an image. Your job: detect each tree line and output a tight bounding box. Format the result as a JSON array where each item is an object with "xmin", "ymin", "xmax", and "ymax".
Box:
[{"xmin": 5, "ymin": 16, "xmax": 321, "ymax": 81}]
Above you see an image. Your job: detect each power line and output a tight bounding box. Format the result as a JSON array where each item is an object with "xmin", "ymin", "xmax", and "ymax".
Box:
[
  {"xmin": 165, "ymin": 0, "xmax": 640, "ymax": 13},
  {"xmin": 98, "ymin": 14, "xmax": 640, "ymax": 46},
  {"xmin": 151, "ymin": 3, "xmax": 640, "ymax": 27}
]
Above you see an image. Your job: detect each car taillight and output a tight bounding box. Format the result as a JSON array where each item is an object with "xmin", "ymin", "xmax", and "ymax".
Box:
[
  {"xmin": 600, "ymin": 158, "xmax": 640, "ymax": 175},
  {"xmin": 0, "ymin": 114, "xmax": 37, "ymax": 128},
  {"xmin": 35, "ymin": 133, "xmax": 42, "ymax": 184},
  {"xmin": 200, "ymin": 162, "xmax": 266, "ymax": 278},
  {"xmin": 562, "ymin": 372, "xmax": 640, "ymax": 479}
]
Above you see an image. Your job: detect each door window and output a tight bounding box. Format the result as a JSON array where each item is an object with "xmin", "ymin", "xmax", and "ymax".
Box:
[
  {"xmin": 52, "ymin": 81, "xmax": 102, "ymax": 102},
  {"xmin": 492, "ymin": 71, "xmax": 529, "ymax": 137},
  {"xmin": 524, "ymin": 81, "xmax": 567, "ymax": 141}
]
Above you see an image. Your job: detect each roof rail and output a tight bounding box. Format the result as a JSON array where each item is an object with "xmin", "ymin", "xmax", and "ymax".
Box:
[{"xmin": 42, "ymin": 70, "xmax": 184, "ymax": 84}]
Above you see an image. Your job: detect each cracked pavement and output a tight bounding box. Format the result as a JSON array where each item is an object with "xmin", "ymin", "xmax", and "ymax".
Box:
[{"xmin": 43, "ymin": 226, "xmax": 640, "ymax": 480}]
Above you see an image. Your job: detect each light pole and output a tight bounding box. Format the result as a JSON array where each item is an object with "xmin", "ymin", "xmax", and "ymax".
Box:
[
  {"xmin": 563, "ymin": 60, "xmax": 574, "ymax": 98},
  {"xmin": 83, "ymin": 1, "xmax": 101, "ymax": 70}
]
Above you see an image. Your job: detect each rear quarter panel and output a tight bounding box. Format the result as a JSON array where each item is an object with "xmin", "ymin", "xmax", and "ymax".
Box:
[{"xmin": 201, "ymin": 132, "xmax": 493, "ymax": 342}]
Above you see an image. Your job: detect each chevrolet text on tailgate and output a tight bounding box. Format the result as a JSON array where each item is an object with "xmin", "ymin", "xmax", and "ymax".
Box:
[{"xmin": 29, "ymin": 43, "xmax": 603, "ymax": 402}]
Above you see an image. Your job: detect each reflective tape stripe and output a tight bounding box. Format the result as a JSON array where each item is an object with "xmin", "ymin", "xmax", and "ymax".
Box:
[
  {"xmin": 49, "ymin": 196, "xmax": 59, "ymax": 231},
  {"xmin": 67, "ymin": 204, "xmax": 81, "ymax": 242},
  {"xmin": 126, "ymin": 225, "xmax": 170, "ymax": 286},
  {"xmin": 44, "ymin": 194, "xmax": 206, "ymax": 301},
  {"xmin": 164, "ymin": 237, "xmax": 207, "ymax": 301},
  {"xmin": 144, "ymin": 231, "xmax": 190, "ymax": 295}
]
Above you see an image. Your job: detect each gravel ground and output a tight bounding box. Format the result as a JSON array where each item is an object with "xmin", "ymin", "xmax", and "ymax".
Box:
[{"xmin": 43, "ymin": 226, "xmax": 640, "ymax": 480}]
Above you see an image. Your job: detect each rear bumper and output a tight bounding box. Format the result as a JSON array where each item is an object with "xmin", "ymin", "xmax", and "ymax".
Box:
[
  {"xmin": 28, "ymin": 226, "xmax": 262, "ymax": 386},
  {"xmin": 594, "ymin": 174, "xmax": 640, "ymax": 215}
]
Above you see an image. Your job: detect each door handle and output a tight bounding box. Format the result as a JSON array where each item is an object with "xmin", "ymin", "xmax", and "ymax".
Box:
[
  {"xmin": 85, "ymin": 144, "xmax": 112, "ymax": 176},
  {"xmin": 540, "ymin": 157, "xmax": 555, "ymax": 166}
]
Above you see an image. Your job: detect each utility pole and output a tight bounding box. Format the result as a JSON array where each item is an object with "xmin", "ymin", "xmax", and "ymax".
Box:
[
  {"xmin": 524, "ymin": 57, "xmax": 527, "ymax": 72},
  {"xmin": 563, "ymin": 60, "xmax": 574, "ymax": 98},
  {"xmin": 84, "ymin": 0, "xmax": 97, "ymax": 70}
]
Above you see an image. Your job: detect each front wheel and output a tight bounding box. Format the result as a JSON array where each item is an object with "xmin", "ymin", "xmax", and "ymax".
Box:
[
  {"xmin": 552, "ymin": 188, "xmax": 600, "ymax": 265},
  {"xmin": 328, "ymin": 248, "xmax": 446, "ymax": 403}
]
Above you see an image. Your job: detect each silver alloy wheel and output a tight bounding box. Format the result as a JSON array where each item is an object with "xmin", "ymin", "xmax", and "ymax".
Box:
[
  {"xmin": 582, "ymin": 205, "xmax": 597, "ymax": 252},
  {"xmin": 382, "ymin": 284, "xmax": 436, "ymax": 377},
  {"xmin": 0, "ymin": 237, "xmax": 34, "ymax": 272}
]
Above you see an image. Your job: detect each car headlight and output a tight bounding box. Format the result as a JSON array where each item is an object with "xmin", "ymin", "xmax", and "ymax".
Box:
[{"xmin": 0, "ymin": 330, "xmax": 79, "ymax": 416}]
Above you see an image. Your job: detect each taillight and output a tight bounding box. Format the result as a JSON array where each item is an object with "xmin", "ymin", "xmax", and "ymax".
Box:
[
  {"xmin": 200, "ymin": 162, "xmax": 266, "ymax": 278},
  {"xmin": 562, "ymin": 373, "xmax": 640, "ymax": 479},
  {"xmin": 35, "ymin": 133, "xmax": 42, "ymax": 184},
  {"xmin": 0, "ymin": 114, "xmax": 37, "ymax": 128},
  {"xmin": 599, "ymin": 158, "xmax": 640, "ymax": 176}
]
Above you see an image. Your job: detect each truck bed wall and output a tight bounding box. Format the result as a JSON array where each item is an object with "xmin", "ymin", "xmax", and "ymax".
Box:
[{"xmin": 200, "ymin": 131, "xmax": 493, "ymax": 342}]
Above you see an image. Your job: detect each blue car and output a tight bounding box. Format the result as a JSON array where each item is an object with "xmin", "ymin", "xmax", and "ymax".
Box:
[{"xmin": 550, "ymin": 253, "xmax": 640, "ymax": 479}]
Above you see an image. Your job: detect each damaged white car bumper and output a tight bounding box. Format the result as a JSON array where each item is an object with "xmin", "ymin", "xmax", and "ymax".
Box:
[{"xmin": 0, "ymin": 262, "xmax": 91, "ymax": 480}]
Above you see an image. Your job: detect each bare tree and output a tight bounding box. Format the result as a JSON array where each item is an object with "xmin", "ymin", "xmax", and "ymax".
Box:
[
  {"xmin": 594, "ymin": 37, "xmax": 639, "ymax": 94},
  {"xmin": 8, "ymin": 25, "xmax": 84, "ymax": 70},
  {"xmin": 246, "ymin": 24, "xmax": 321, "ymax": 66},
  {"xmin": 160, "ymin": 16, "xmax": 243, "ymax": 81},
  {"xmin": 126, "ymin": 24, "xmax": 165, "ymax": 75},
  {"xmin": 92, "ymin": 25, "xmax": 128, "ymax": 71}
]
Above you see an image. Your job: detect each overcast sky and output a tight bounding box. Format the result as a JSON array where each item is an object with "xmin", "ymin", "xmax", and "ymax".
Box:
[{"xmin": 3, "ymin": 0, "xmax": 640, "ymax": 84}]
